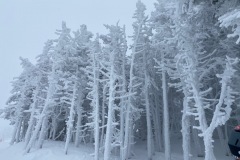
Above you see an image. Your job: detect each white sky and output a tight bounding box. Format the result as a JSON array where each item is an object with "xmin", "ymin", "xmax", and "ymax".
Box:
[{"xmin": 0, "ymin": 0, "xmax": 154, "ymax": 109}]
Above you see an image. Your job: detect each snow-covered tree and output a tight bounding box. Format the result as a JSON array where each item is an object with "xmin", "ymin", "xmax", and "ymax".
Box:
[
  {"xmin": 85, "ymin": 35, "xmax": 102, "ymax": 160},
  {"xmin": 151, "ymin": 1, "xmax": 177, "ymax": 159},
  {"xmin": 3, "ymin": 2, "xmax": 240, "ymax": 160},
  {"xmin": 100, "ymin": 23, "xmax": 127, "ymax": 160},
  {"xmin": 25, "ymin": 21, "xmax": 75, "ymax": 153},
  {"xmin": 24, "ymin": 40, "xmax": 53, "ymax": 148},
  {"xmin": 8, "ymin": 58, "xmax": 38, "ymax": 145},
  {"xmin": 126, "ymin": 1, "xmax": 155, "ymax": 159},
  {"xmin": 174, "ymin": 2, "xmax": 239, "ymax": 159}
]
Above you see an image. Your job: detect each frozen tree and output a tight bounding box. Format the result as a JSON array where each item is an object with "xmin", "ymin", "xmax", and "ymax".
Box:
[
  {"xmin": 73, "ymin": 25, "xmax": 93, "ymax": 147},
  {"xmin": 25, "ymin": 22, "xmax": 74, "ymax": 153},
  {"xmin": 177, "ymin": 53, "xmax": 238, "ymax": 160},
  {"xmin": 122, "ymin": 1, "xmax": 147, "ymax": 159},
  {"xmin": 100, "ymin": 23, "xmax": 127, "ymax": 160},
  {"xmin": 4, "ymin": 1, "xmax": 240, "ymax": 160},
  {"xmin": 151, "ymin": 1, "xmax": 177, "ymax": 159},
  {"xmin": 24, "ymin": 40, "xmax": 53, "ymax": 148},
  {"xmin": 85, "ymin": 35, "xmax": 101, "ymax": 160},
  {"xmin": 64, "ymin": 24, "xmax": 93, "ymax": 154},
  {"xmin": 174, "ymin": 2, "xmax": 239, "ymax": 159},
  {"xmin": 128, "ymin": 1, "xmax": 154, "ymax": 160},
  {"xmin": 9, "ymin": 58, "xmax": 37, "ymax": 145}
]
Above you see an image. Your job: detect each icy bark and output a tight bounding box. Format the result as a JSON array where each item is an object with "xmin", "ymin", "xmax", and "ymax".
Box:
[
  {"xmin": 10, "ymin": 82, "xmax": 27, "ymax": 145},
  {"xmin": 37, "ymin": 116, "xmax": 48, "ymax": 149},
  {"xmin": 64, "ymin": 79, "xmax": 78, "ymax": 155},
  {"xmin": 181, "ymin": 94, "xmax": 191, "ymax": 160},
  {"xmin": 75, "ymin": 94, "xmax": 83, "ymax": 147},
  {"xmin": 92, "ymin": 52, "xmax": 100, "ymax": 160},
  {"xmin": 202, "ymin": 57, "xmax": 237, "ymax": 160},
  {"xmin": 103, "ymin": 52, "xmax": 116, "ymax": 160},
  {"xmin": 154, "ymin": 108, "xmax": 162, "ymax": 151},
  {"xmin": 10, "ymin": 119, "xmax": 21, "ymax": 145},
  {"xmin": 177, "ymin": 54, "xmax": 238, "ymax": 160},
  {"xmin": 93, "ymin": 84, "xmax": 100, "ymax": 160},
  {"xmin": 123, "ymin": 102, "xmax": 131, "ymax": 160},
  {"xmin": 24, "ymin": 83, "xmax": 40, "ymax": 148},
  {"xmin": 122, "ymin": 37, "xmax": 137, "ymax": 160},
  {"xmin": 24, "ymin": 67, "xmax": 56, "ymax": 153},
  {"xmin": 154, "ymin": 91, "xmax": 163, "ymax": 152},
  {"xmin": 122, "ymin": 5, "xmax": 146, "ymax": 157},
  {"xmin": 162, "ymin": 56, "xmax": 171, "ymax": 160},
  {"xmin": 119, "ymin": 102, "xmax": 125, "ymax": 160},
  {"xmin": 119, "ymin": 33, "xmax": 127, "ymax": 159},
  {"xmin": 100, "ymin": 84, "xmax": 107, "ymax": 147},
  {"xmin": 11, "ymin": 118, "xmax": 23, "ymax": 145},
  {"xmin": 143, "ymin": 51, "xmax": 152, "ymax": 160}
]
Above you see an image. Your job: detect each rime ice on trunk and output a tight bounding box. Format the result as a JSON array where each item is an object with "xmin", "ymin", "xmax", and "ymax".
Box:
[
  {"xmin": 100, "ymin": 84, "xmax": 107, "ymax": 147},
  {"xmin": 143, "ymin": 51, "xmax": 153, "ymax": 160},
  {"xmin": 181, "ymin": 94, "xmax": 191, "ymax": 160},
  {"xmin": 161, "ymin": 56, "xmax": 171, "ymax": 160},
  {"xmin": 122, "ymin": 25, "xmax": 137, "ymax": 159},
  {"xmin": 10, "ymin": 119, "xmax": 21, "ymax": 145},
  {"xmin": 119, "ymin": 28, "xmax": 127, "ymax": 160},
  {"xmin": 24, "ymin": 65, "xmax": 57, "ymax": 153},
  {"xmin": 177, "ymin": 53, "xmax": 238, "ymax": 160},
  {"xmin": 37, "ymin": 116, "xmax": 48, "ymax": 149},
  {"xmin": 91, "ymin": 41, "xmax": 101, "ymax": 160},
  {"xmin": 103, "ymin": 52, "xmax": 116, "ymax": 160},
  {"xmin": 24, "ymin": 82, "xmax": 40, "ymax": 148},
  {"xmin": 75, "ymin": 94, "xmax": 83, "ymax": 147},
  {"xmin": 64, "ymin": 77, "xmax": 78, "ymax": 155},
  {"xmin": 10, "ymin": 82, "xmax": 27, "ymax": 145}
]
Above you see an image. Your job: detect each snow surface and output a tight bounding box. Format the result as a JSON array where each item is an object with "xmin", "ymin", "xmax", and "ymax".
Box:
[{"xmin": 0, "ymin": 118, "xmax": 234, "ymax": 160}]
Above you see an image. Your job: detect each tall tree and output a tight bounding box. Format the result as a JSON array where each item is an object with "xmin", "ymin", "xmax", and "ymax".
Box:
[
  {"xmin": 9, "ymin": 58, "xmax": 37, "ymax": 145},
  {"xmin": 85, "ymin": 35, "xmax": 102, "ymax": 160},
  {"xmin": 151, "ymin": 1, "xmax": 177, "ymax": 159},
  {"xmin": 128, "ymin": 1, "xmax": 154, "ymax": 159},
  {"xmin": 100, "ymin": 23, "xmax": 127, "ymax": 160}
]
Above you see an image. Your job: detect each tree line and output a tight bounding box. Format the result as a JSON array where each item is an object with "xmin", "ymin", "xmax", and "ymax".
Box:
[{"xmin": 2, "ymin": 0, "xmax": 240, "ymax": 160}]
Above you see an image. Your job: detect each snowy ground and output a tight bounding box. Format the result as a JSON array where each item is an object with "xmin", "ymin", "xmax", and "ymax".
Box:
[{"xmin": 0, "ymin": 118, "xmax": 234, "ymax": 160}]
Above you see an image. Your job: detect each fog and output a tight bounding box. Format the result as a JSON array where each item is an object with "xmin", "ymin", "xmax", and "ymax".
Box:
[{"xmin": 0, "ymin": 0, "xmax": 154, "ymax": 109}]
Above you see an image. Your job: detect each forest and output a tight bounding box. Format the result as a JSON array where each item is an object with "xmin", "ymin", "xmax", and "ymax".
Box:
[{"xmin": 1, "ymin": 0, "xmax": 240, "ymax": 160}]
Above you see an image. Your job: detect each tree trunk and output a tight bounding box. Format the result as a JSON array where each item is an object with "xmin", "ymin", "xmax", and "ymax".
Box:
[
  {"xmin": 24, "ymin": 68, "xmax": 56, "ymax": 153},
  {"xmin": 15, "ymin": 118, "xmax": 23, "ymax": 143},
  {"xmin": 203, "ymin": 134, "xmax": 216, "ymax": 160},
  {"xmin": 103, "ymin": 53, "xmax": 116, "ymax": 160},
  {"xmin": 154, "ymin": 92, "xmax": 163, "ymax": 152},
  {"xmin": 123, "ymin": 104, "xmax": 131, "ymax": 160},
  {"xmin": 93, "ymin": 55, "xmax": 100, "ymax": 160},
  {"xmin": 162, "ymin": 68, "xmax": 170, "ymax": 160},
  {"xmin": 10, "ymin": 119, "xmax": 20, "ymax": 145},
  {"xmin": 75, "ymin": 94, "xmax": 83, "ymax": 147},
  {"xmin": 65, "ymin": 80, "xmax": 78, "ymax": 155},
  {"xmin": 143, "ymin": 51, "xmax": 152, "ymax": 160},
  {"xmin": 25, "ymin": 116, "xmax": 44, "ymax": 153},
  {"xmin": 100, "ymin": 84, "xmax": 107, "ymax": 147},
  {"xmin": 182, "ymin": 95, "xmax": 191, "ymax": 160}
]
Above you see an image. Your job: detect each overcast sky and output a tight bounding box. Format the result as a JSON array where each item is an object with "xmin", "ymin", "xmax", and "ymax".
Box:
[{"xmin": 0, "ymin": 0, "xmax": 154, "ymax": 109}]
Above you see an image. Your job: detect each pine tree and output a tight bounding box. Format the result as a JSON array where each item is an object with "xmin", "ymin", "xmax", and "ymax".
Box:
[{"xmin": 100, "ymin": 23, "xmax": 127, "ymax": 160}]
